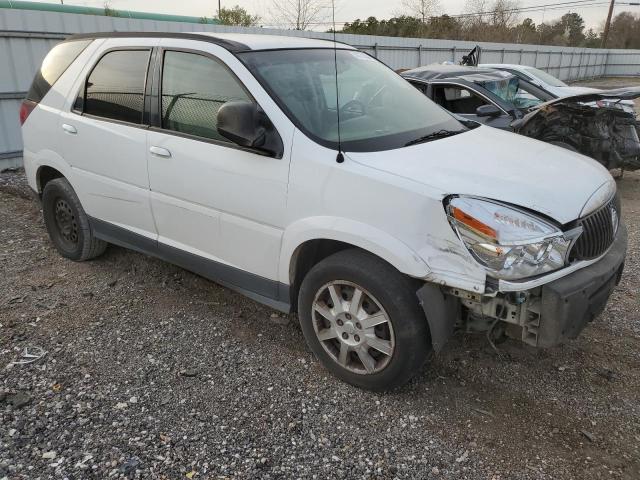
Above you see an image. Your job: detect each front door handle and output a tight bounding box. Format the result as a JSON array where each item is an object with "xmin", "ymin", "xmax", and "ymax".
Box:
[
  {"xmin": 149, "ymin": 146, "xmax": 172, "ymax": 158},
  {"xmin": 62, "ymin": 123, "xmax": 77, "ymax": 134}
]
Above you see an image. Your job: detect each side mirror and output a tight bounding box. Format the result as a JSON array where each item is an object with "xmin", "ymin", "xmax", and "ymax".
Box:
[
  {"xmin": 476, "ymin": 104, "xmax": 502, "ymax": 118},
  {"xmin": 217, "ymin": 101, "xmax": 283, "ymax": 157}
]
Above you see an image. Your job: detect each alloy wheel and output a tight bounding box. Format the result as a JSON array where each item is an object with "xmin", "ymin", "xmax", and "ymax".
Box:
[{"xmin": 311, "ymin": 280, "xmax": 395, "ymax": 375}]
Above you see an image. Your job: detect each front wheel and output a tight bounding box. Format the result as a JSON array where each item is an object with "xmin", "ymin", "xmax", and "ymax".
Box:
[{"xmin": 298, "ymin": 249, "xmax": 431, "ymax": 391}]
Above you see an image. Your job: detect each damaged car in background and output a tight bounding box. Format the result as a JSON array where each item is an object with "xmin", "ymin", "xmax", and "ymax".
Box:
[{"xmin": 402, "ymin": 65, "xmax": 640, "ymax": 171}]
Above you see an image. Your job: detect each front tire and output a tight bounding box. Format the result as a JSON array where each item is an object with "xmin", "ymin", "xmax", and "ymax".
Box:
[
  {"xmin": 42, "ymin": 178, "xmax": 107, "ymax": 261},
  {"xmin": 298, "ymin": 249, "xmax": 431, "ymax": 391}
]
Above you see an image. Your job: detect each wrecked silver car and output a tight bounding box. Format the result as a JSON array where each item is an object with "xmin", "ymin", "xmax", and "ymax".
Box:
[
  {"xmin": 402, "ymin": 65, "xmax": 640, "ymax": 170},
  {"xmin": 515, "ymin": 88, "xmax": 640, "ymax": 170}
]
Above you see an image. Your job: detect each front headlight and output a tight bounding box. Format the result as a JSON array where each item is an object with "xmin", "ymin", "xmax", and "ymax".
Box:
[{"xmin": 446, "ymin": 196, "xmax": 577, "ymax": 280}]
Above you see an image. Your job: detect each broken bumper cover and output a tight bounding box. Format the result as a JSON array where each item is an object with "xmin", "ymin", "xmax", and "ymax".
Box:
[
  {"xmin": 535, "ymin": 223, "xmax": 627, "ymax": 347},
  {"xmin": 419, "ymin": 224, "xmax": 627, "ymax": 352}
]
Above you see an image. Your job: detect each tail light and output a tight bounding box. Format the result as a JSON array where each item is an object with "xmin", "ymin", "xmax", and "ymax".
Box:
[{"xmin": 19, "ymin": 99, "xmax": 37, "ymax": 126}]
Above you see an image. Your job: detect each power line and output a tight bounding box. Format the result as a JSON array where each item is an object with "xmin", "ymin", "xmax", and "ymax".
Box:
[
  {"xmin": 450, "ymin": 0, "xmax": 608, "ymax": 18},
  {"xmin": 262, "ymin": 2, "xmax": 631, "ymax": 28}
]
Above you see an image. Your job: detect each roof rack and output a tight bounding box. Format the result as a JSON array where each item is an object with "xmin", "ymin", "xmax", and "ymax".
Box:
[{"xmin": 66, "ymin": 32, "xmax": 251, "ymax": 53}]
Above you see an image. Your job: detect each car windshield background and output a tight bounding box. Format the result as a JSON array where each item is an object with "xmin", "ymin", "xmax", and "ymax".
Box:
[
  {"xmin": 525, "ymin": 67, "xmax": 568, "ymax": 87},
  {"xmin": 161, "ymin": 51, "xmax": 252, "ymax": 141},
  {"xmin": 238, "ymin": 49, "xmax": 464, "ymax": 152},
  {"xmin": 480, "ymin": 76, "xmax": 519, "ymax": 106}
]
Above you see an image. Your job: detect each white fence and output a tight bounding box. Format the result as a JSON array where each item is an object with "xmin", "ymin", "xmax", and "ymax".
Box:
[{"xmin": 1, "ymin": 7, "xmax": 640, "ymax": 168}]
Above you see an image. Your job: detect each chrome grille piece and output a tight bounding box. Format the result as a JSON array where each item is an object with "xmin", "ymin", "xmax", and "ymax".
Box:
[{"xmin": 571, "ymin": 196, "xmax": 620, "ymax": 261}]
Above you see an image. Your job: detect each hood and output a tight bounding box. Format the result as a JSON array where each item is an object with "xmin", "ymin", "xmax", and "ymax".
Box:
[
  {"xmin": 554, "ymin": 85, "xmax": 602, "ymax": 96},
  {"xmin": 546, "ymin": 86, "xmax": 640, "ymax": 105},
  {"xmin": 346, "ymin": 126, "xmax": 613, "ymax": 225}
]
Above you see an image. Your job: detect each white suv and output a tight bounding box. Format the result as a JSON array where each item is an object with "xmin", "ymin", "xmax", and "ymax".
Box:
[{"xmin": 21, "ymin": 33, "xmax": 627, "ymax": 390}]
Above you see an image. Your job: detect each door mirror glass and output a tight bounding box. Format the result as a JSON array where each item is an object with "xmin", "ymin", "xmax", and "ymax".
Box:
[
  {"xmin": 476, "ymin": 104, "xmax": 502, "ymax": 117},
  {"xmin": 217, "ymin": 101, "xmax": 283, "ymax": 157}
]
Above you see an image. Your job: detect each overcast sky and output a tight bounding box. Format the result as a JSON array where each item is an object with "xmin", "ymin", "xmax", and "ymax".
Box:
[{"xmin": 18, "ymin": 0, "xmax": 633, "ymax": 31}]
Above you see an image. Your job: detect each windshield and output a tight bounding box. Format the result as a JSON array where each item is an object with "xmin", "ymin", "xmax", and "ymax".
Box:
[
  {"xmin": 481, "ymin": 76, "xmax": 546, "ymax": 110},
  {"xmin": 238, "ymin": 49, "xmax": 464, "ymax": 152},
  {"xmin": 481, "ymin": 76, "xmax": 519, "ymax": 104},
  {"xmin": 524, "ymin": 67, "xmax": 568, "ymax": 87}
]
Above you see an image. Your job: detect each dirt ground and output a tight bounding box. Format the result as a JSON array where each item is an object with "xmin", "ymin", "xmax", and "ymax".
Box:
[{"xmin": 1, "ymin": 79, "xmax": 640, "ymax": 480}]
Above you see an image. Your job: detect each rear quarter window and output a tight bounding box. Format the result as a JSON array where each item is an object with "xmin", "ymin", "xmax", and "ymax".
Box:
[{"xmin": 27, "ymin": 40, "xmax": 93, "ymax": 103}]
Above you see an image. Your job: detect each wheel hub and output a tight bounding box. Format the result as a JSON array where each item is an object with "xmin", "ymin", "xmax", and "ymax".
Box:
[
  {"xmin": 334, "ymin": 314, "xmax": 362, "ymax": 346},
  {"xmin": 311, "ymin": 280, "xmax": 395, "ymax": 375},
  {"xmin": 54, "ymin": 198, "xmax": 78, "ymax": 245}
]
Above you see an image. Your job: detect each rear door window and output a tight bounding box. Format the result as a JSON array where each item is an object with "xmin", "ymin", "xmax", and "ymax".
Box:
[
  {"xmin": 83, "ymin": 49, "xmax": 151, "ymax": 124},
  {"xmin": 27, "ymin": 40, "xmax": 92, "ymax": 103},
  {"xmin": 160, "ymin": 50, "xmax": 252, "ymax": 141}
]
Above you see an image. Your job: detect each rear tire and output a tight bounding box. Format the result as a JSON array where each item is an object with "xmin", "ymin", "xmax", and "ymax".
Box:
[
  {"xmin": 298, "ymin": 249, "xmax": 431, "ymax": 391},
  {"xmin": 42, "ymin": 178, "xmax": 107, "ymax": 261}
]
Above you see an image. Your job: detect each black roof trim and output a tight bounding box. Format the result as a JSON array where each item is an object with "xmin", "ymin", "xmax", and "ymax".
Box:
[{"xmin": 65, "ymin": 32, "xmax": 251, "ymax": 52}]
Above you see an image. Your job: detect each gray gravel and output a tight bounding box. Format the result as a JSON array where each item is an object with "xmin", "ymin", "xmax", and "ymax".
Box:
[{"xmin": 2, "ymin": 106, "xmax": 640, "ymax": 478}]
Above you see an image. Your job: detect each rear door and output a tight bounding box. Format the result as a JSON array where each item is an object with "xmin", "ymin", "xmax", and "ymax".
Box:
[{"xmin": 59, "ymin": 38, "xmax": 158, "ymax": 239}]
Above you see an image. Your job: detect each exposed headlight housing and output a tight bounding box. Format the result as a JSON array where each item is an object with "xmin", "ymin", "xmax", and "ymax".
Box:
[{"xmin": 446, "ymin": 196, "xmax": 580, "ymax": 280}]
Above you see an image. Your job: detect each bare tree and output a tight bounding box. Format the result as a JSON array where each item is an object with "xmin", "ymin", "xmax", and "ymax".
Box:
[
  {"xmin": 463, "ymin": 0, "xmax": 490, "ymax": 25},
  {"xmin": 490, "ymin": 0, "xmax": 520, "ymax": 29},
  {"xmin": 269, "ymin": 0, "xmax": 329, "ymax": 30},
  {"xmin": 402, "ymin": 0, "xmax": 441, "ymax": 23},
  {"xmin": 462, "ymin": 0, "xmax": 520, "ymax": 41}
]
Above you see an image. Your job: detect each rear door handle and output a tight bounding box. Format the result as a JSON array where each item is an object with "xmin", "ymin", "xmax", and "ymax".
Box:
[
  {"xmin": 62, "ymin": 123, "xmax": 77, "ymax": 134},
  {"xmin": 149, "ymin": 146, "xmax": 171, "ymax": 158}
]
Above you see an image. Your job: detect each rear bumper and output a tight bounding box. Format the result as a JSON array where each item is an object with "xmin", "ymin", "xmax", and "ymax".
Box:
[{"xmin": 534, "ymin": 223, "xmax": 627, "ymax": 347}]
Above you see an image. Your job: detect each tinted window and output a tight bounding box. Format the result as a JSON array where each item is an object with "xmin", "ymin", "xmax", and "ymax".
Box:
[
  {"xmin": 27, "ymin": 40, "xmax": 92, "ymax": 103},
  {"xmin": 161, "ymin": 51, "xmax": 251, "ymax": 141},
  {"xmin": 84, "ymin": 50, "xmax": 150, "ymax": 124}
]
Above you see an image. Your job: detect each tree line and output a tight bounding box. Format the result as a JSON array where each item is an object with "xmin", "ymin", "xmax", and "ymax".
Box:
[
  {"xmin": 208, "ymin": 1, "xmax": 640, "ymax": 50},
  {"xmin": 339, "ymin": 12, "xmax": 640, "ymax": 49}
]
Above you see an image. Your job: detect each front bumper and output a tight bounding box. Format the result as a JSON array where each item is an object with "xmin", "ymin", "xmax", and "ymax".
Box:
[
  {"xmin": 532, "ymin": 223, "xmax": 627, "ymax": 347},
  {"xmin": 428, "ymin": 224, "xmax": 627, "ymax": 352}
]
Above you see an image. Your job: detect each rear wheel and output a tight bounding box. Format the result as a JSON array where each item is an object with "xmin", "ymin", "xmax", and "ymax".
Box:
[
  {"xmin": 298, "ymin": 249, "xmax": 431, "ymax": 391},
  {"xmin": 42, "ymin": 178, "xmax": 107, "ymax": 261}
]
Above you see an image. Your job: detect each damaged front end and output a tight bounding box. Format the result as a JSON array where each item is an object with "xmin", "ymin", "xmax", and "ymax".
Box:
[
  {"xmin": 421, "ymin": 190, "xmax": 627, "ymax": 351},
  {"xmin": 446, "ymin": 222, "xmax": 626, "ymax": 348},
  {"xmin": 513, "ymin": 87, "xmax": 640, "ymax": 170}
]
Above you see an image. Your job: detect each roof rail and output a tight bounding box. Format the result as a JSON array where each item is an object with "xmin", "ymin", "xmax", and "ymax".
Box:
[{"xmin": 66, "ymin": 32, "xmax": 250, "ymax": 52}]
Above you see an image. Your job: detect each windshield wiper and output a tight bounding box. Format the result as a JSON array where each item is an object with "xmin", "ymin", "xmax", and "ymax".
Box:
[{"xmin": 405, "ymin": 129, "xmax": 467, "ymax": 147}]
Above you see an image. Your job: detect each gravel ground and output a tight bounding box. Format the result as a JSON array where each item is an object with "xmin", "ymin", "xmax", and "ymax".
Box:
[{"xmin": 2, "ymin": 80, "xmax": 640, "ymax": 480}]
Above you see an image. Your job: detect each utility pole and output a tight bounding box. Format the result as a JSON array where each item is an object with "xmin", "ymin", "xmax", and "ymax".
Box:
[
  {"xmin": 601, "ymin": 0, "xmax": 615, "ymax": 47},
  {"xmin": 218, "ymin": 0, "xmax": 221, "ymax": 18}
]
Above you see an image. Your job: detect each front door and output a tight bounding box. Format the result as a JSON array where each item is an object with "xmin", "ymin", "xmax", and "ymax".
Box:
[
  {"xmin": 429, "ymin": 83, "xmax": 514, "ymax": 130},
  {"xmin": 146, "ymin": 45, "xmax": 290, "ymax": 287}
]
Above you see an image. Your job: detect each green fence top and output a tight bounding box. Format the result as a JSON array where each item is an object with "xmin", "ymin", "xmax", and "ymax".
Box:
[{"xmin": 0, "ymin": 0, "xmax": 220, "ymax": 24}]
